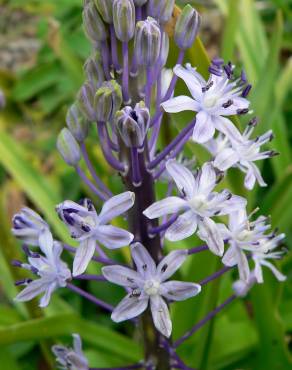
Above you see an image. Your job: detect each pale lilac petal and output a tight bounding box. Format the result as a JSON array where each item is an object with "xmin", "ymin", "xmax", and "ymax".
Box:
[
  {"xmin": 244, "ymin": 166, "xmax": 256, "ymax": 190},
  {"xmin": 214, "ymin": 116, "xmax": 243, "ymax": 143},
  {"xmin": 229, "ymin": 209, "xmax": 247, "ymax": 232},
  {"xmin": 38, "ymin": 229, "xmax": 54, "ymax": 258},
  {"xmin": 111, "ymin": 294, "xmax": 148, "ymax": 322},
  {"xmin": 173, "ymin": 64, "xmax": 204, "ymax": 100},
  {"xmin": 237, "ymin": 249, "xmax": 250, "ymax": 282},
  {"xmin": 150, "ymin": 295, "xmax": 172, "ymax": 337},
  {"xmin": 215, "ymin": 194, "xmax": 247, "ymax": 215},
  {"xmin": 216, "ymin": 97, "xmax": 249, "ymax": 116},
  {"xmin": 39, "ymin": 282, "xmax": 57, "ymax": 307},
  {"xmin": 259, "ymin": 260, "xmax": 286, "ymax": 282},
  {"xmin": 73, "ymin": 238, "xmax": 96, "ymax": 276},
  {"xmin": 165, "ymin": 210, "xmax": 197, "ymax": 242},
  {"xmin": 217, "ymin": 223, "xmax": 231, "ymax": 240},
  {"xmin": 15, "ymin": 279, "xmax": 47, "ymax": 303},
  {"xmin": 160, "ymin": 280, "xmax": 201, "ymax": 301},
  {"xmin": 166, "ymin": 159, "xmax": 196, "ymax": 198},
  {"xmin": 73, "ymin": 334, "xmax": 83, "ymax": 356},
  {"xmin": 102, "ymin": 265, "xmax": 143, "ymax": 287},
  {"xmin": 198, "ymin": 217, "xmax": 224, "ymax": 256},
  {"xmin": 95, "ymin": 225, "xmax": 134, "ymax": 249},
  {"xmin": 213, "ymin": 148, "xmax": 239, "ymax": 171},
  {"xmin": 195, "ymin": 162, "xmax": 216, "ymax": 195},
  {"xmin": 161, "ymin": 96, "xmax": 199, "ymax": 113},
  {"xmin": 254, "ymin": 260, "xmax": 263, "ymax": 283},
  {"xmin": 131, "ymin": 243, "xmax": 156, "ymax": 279},
  {"xmin": 143, "ymin": 197, "xmax": 187, "ymax": 219},
  {"xmin": 156, "ymin": 249, "xmax": 188, "ymax": 281},
  {"xmin": 222, "ymin": 245, "xmax": 238, "ymax": 266},
  {"xmin": 247, "ymin": 163, "xmax": 267, "ymax": 188},
  {"xmin": 99, "ymin": 191, "xmax": 135, "ymax": 225},
  {"xmin": 192, "ymin": 111, "xmax": 215, "ymax": 143}
]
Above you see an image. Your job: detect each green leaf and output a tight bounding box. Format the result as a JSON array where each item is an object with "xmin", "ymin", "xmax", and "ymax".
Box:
[
  {"xmin": 0, "ymin": 129, "xmax": 71, "ymax": 243},
  {"xmin": 0, "ymin": 314, "xmax": 142, "ymax": 362},
  {"xmin": 221, "ymin": 0, "xmax": 240, "ymax": 61}
]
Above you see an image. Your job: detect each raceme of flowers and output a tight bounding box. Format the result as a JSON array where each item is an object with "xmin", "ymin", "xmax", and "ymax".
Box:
[{"xmin": 10, "ymin": 1, "xmax": 287, "ymax": 369}]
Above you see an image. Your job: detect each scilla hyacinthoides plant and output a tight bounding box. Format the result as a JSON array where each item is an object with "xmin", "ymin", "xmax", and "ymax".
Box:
[{"xmin": 11, "ymin": 1, "xmax": 287, "ymax": 369}]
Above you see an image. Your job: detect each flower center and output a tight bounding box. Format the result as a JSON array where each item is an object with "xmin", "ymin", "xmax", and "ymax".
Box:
[
  {"xmin": 144, "ymin": 279, "xmax": 160, "ymax": 296},
  {"xmin": 203, "ymin": 93, "xmax": 219, "ymax": 109},
  {"xmin": 188, "ymin": 195, "xmax": 208, "ymax": 215}
]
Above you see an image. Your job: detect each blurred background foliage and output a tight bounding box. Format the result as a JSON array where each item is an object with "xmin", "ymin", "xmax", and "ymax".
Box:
[{"xmin": 0, "ymin": 0, "xmax": 291, "ymax": 369}]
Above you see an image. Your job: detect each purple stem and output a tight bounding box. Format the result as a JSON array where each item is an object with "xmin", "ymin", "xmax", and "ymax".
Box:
[
  {"xmin": 145, "ymin": 66, "xmax": 152, "ymax": 109},
  {"xmin": 101, "ymin": 40, "xmax": 111, "ymax": 80},
  {"xmin": 150, "ymin": 50, "xmax": 185, "ymax": 127},
  {"xmin": 149, "ymin": 116, "xmax": 162, "ymax": 157},
  {"xmin": 173, "ymin": 295, "xmax": 237, "ymax": 348},
  {"xmin": 63, "ymin": 244, "xmax": 116, "ymax": 266},
  {"xmin": 188, "ymin": 245, "xmax": 209, "ymax": 255},
  {"xmin": 136, "ymin": 6, "xmax": 142, "ymax": 21},
  {"xmin": 75, "ymin": 165, "xmax": 108, "ymax": 201},
  {"xmin": 74, "ymin": 274, "xmax": 106, "ymax": 282},
  {"xmin": 105, "ymin": 123, "xmax": 119, "ymax": 152},
  {"xmin": 80, "ymin": 143, "xmax": 112, "ymax": 197},
  {"xmin": 131, "ymin": 148, "xmax": 142, "ymax": 186},
  {"xmin": 97, "ymin": 122, "xmax": 126, "ymax": 172},
  {"xmin": 67, "ymin": 282, "xmax": 114, "ymax": 312},
  {"xmin": 153, "ymin": 130, "xmax": 193, "ymax": 180},
  {"xmin": 110, "ymin": 25, "xmax": 122, "ymax": 73},
  {"xmin": 148, "ymin": 214, "xmax": 178, "ymax": 235},
  {"xmin": 148, "ymin": 119, "xmax": 196, "ymax": 170},
  {"xmin": 199, "ymin": 265, "xmax": 234, "ymax": 286},
  {"xmin": 122, "ymin": 42, "xmax": 130, "ymax": 104}
]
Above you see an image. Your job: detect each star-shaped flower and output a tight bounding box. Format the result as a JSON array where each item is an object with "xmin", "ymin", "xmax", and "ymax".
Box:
[
  {"xmin": 208, "ymin": 121, "xmax": 276, "ymax": 189},
  {"xmin": 161, "ymin": 62, "xmax": 250, "ymax": 143},
  {"xmin": 102, "ymin": 243, "xmax": 201, "ymax": 337},
  {"xmin": 56, "ymin": 192, "xmax": 135, "ymax": 276},
  {"xmin": 15, "ymin": 238, "xmax": 71, "ymax": 307},
  {"xmin": 52, "ymin": 334, "xmax": 88, "ymax": 370},
  {"xmin": 144, "ymin": 160, "xmax": 246, "ymax": 256}
]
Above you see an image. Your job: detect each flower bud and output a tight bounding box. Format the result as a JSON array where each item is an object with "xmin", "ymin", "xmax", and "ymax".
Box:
[
  {"xmin": 77, "ymin": 82, "xmax": 96, "ymax": 121},
  {"xmin": 116, "ymin": 101, "xmax": 150, "ymax": 148},
  {"xmin": 57, "ymin": 128, "xmax": 81, "ymax": 166},
  {"xmin": 83, "ymin": 2, "xmax": 107, "ymax": 43},
  {"xmin": 113, "ymin": 0, "xmax": 135, "ymax": 42},
  {"xmin": 94, "ymin": 80, "xmax": 122, "ymax": 122},
  {"xmin": 94, "ymin": 0, "xmax": 113, "ymax": 23},
  {"xmin": 84, "ymin": 53, "xmax": 104, "ymax": 89},
  {"xmin": 147, "ymin": 0, "xmax": 175, "ymax": 24},
  {"xmin": 159, "ymin": 31, "xmax": 169, "ymax": 67},
  {"xmin": 134, "ymin": 0, "xmax": 148, "ymax": 5},
  {"xmin": 174, "ymin": 5, "xmax": 201, "ymax": 50},
  {"xmin": 66, "ymin": 103, "xmax": 89, "ymax": 142},
  {"xmin": 134, "ymin": 17, "xmax": 161, "ymax": 66}
]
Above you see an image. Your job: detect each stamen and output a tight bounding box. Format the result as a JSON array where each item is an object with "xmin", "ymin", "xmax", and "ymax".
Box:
[
  {"xmin": 208, "ymin": 65, "xmax": 222, "ymax": 77},
  {"xmin": 222, "ymin": 99, "xmax": 233, "ymax": 108},
  {"xmin": 161, "ymin": 264, "xmax": 168, "ymax": 273},
  {"xmin": 202, "ymin": 81, "xmax": 214, "ymax": 93},
  {"xmin": 15, "ymin": 278, "xmax": 32, "ymax": 286},
  {"xmin": 241, "ymin": 84, "xmax": 252, "ymax": 98},
  {"xmin": 236, "ymin": 108, "xmax": 249, "ymax": 115}
]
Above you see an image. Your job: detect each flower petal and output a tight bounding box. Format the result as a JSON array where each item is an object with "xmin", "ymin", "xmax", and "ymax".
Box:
[
  {"xmin": 195, "ymin": 162, "xmax": 216, "ymax": 195},
  {"xmin": 38, "ymin": 228, "xmax": 54, "ymax": 258},
  {"xmin": 259, "ymin": 260, "xmax": 286, "ymax": 282},
  {"xmin": 192, "ymin": 111, "xmax": 215, "ymax": 143},
  {"xmin": 165, "ymin": 210, "xmax": 198, "ymax": 242},
  {"xmin": 99, "ymin": 192, "xmax": 135, "ymax": 225},
  {"xmin": 102, "ymin": 265, "xmax": 143, "ymax": 287},
  {"xmin": 174, "ymin": 64, "xmax": 204, "ymax": 100},
  {"xmin": 166, "ymin": 159, "xmax": 196, "ymax": 198},
  {"xmin": 213, "ymin": 148, "xmax": 239, "ymax": 171},
  {"xmin": 15, "ymin": 278, "xmax": 47, "ymax": 303},
  {"xmin": 143, "ymin": 197, "xmax": 187, "ymax": 219},
  {"xmin": 39, "ymin": 282, "xmax": 57, "ymax": 307},
  {"xmin": 161, "ymin": 96, "xmax": 199, "ymax": 113},
  {"xmin": 111, "ymin": 294, "xmax": 148, "ymax": 322},
  {"xmin": 214, "ymin": 116, "xmax": 243, "ymax": 143},
  {"xmin": 95, "ymin": 225, "xmax": 134, "ymax": 249},
  {"xmin": 198, "ymin": 217, "xmax": 224, "ymax": 256},
  {"xmin": 73, "ymin": 238, "xmax": 96, "ymax": 276},
  {"xmin": 131, "ymin": 243, "xmax": 156, "ymax": 279},
  {"xmin": 222, "ymin": 244, "xmax": 238, "ymax": 266},
  {"xmin": 156, "ymin": 249, "xmax": 188, "ymax": 281},
  {"xmin": 160, "ymin": 280, "xmax": 201, "ymax": 301},
  {"xmin": 237, "ymin": 249, "xmax": 250, "ymax": 282},
  {"xmin": 150, "ymin": 295, "xmax": 172, "ymax": 337}
]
